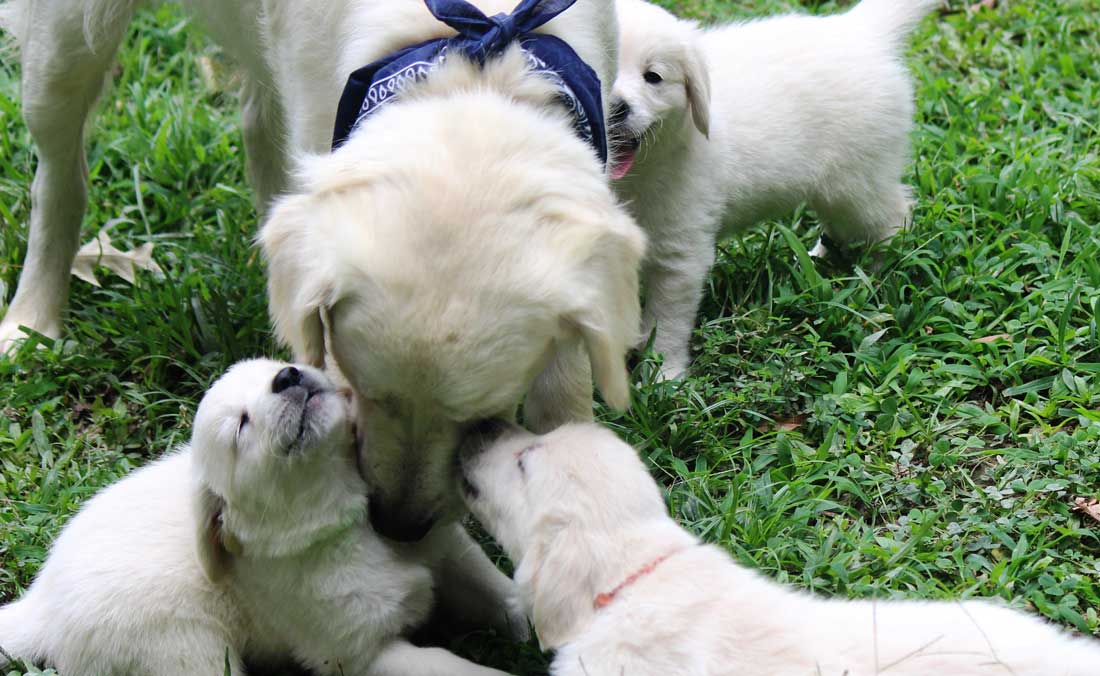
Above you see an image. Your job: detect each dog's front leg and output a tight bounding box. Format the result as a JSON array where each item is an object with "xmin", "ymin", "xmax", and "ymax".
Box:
[
  {"xmin": 429, "ymin": 523, "xmax": 530, "ymax": 642},
  {"xmin": 524, "ymin": 337, "xmax": 593, "ymax": 433},
  {"xmin": 640, "ymin": 233, "xmax": 717, "ymax": 380},
  {"xmin": 367, "ymin": 639, "xmax": 514, "ymax": 676},
  {"xmin": 0, "ymin": 0, "xmax": 139, "ymax": 353}
]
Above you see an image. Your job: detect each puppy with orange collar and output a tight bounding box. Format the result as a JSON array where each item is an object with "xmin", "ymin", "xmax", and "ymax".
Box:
[{"xmin": 459, "ymin": 421, "xmax": 1100, "ymax": 676}]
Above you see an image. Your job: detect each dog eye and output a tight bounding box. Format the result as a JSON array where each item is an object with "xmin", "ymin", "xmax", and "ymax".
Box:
[{"xmin": 643, "ymin": 71, "xmax": 663, "ymax": 85}]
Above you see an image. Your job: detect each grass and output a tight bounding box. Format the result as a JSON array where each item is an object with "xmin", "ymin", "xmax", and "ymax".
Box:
[{"xmin": 1, "ymin": 0, "xmax": 1099, "ymax": 674}]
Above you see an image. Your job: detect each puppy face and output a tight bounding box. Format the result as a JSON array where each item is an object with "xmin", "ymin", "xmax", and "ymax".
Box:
[
  {"xmin": 260, "ymin": 58, "xmax": 646, "ymax": 542},
  {"xmin": 609, "ymin": 0, "xmax": 711, "ymax": 179},
  {"xmin": 459, "ymin": 422, "xmax": 666, "ymax": 562},
  {"xmin": 192, "ymin": 359, "xmax": 353, "ymax": 506},
  {"xmin": 458, "ymin": 421, "xmax": 667, "ymax": 647},
  {"xmin": 190, "ymin": 359, "xmax": 361, "ymax": 578}
]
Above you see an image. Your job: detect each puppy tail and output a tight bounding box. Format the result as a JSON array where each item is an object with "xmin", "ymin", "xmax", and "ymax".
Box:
[
  {"xmin": 0, "ymin": 600, "xmax": 40, "ymax": 669},
  {"xmin": 847, "ymin": 0, "xmax": 941, "ymax": 44}
]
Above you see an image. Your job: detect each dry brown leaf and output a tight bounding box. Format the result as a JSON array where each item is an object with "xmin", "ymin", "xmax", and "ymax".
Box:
[
  {"xmin": 971, "ymin": 0, "xmax": 997, "ymax": 10},
  {"xmin": 975, "ymin": 334, "xmax": 1012, "ymax": 343},
  {"xmin": 71, "ymin": 233, "xmax": 163, "ymax": 287},
  {"xmin": 758, "ymin": 413, "xmax": 807, "ymax": 433},
  {"xmin": 1072, "ymin": 497, "xmax": 1100, "ymax": 525}
]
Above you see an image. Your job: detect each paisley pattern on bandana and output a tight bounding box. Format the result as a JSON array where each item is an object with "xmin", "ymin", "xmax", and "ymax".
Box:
[{"xmin": 331, "ymin": 0, "xmax": 607, "ymax": 166}]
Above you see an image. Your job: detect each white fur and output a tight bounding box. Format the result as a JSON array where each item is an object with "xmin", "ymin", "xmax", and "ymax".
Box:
[
  {"xmin": 0, "ymin": 359, "xmax": 513, "ymax": 676},
  {"xmin": 460, "ymin": 422, "xmax": 1100, "ymax": 676},
  {"xmin": 609, "ymin": 0, "xmax": 938, "ymax": 378},
  {"xmin": 260, "ymin": 47, "xmax": 645, "ymax": 541}
]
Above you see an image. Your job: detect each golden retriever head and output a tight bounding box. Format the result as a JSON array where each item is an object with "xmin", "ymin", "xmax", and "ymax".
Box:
[
  {"xmin": 190, "ymin": 359, "xmax": 363, "ymax": 580},
  {"xmin": 260, "ymin": 52, "xmax": 646, "ymax": 542}
]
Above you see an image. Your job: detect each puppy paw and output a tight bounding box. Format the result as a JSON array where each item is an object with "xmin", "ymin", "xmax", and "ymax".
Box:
[{"xmin": 498, "ymin": 597, "xmax": 532, "ymax": 642}]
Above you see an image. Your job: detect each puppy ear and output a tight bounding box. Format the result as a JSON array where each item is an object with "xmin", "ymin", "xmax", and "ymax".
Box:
[
  {"xmin": 682, "ymin": 38, "xmax": 711, "ymax": 138},
  {"xmin": 192, "ymin": 483, "xmax": 239, "ymax": 583},
  {"xmin": 259, "ymin": 194, "xmax": 330, "ymax": 367},
  {"xmin": 515, "ymin": 519, "xmax": 600, "ymax": 650},
  {"xmin": 570, "ymin": 221, "xmax": 647, "ymax": 410}
]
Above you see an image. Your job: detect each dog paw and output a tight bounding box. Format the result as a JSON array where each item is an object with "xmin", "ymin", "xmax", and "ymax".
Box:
[
  {"xmin": 0, "ymin": 316, "xmax": 52, "ymax": 356},
  {"xmin": 499, "ymin": 597, "xmax": 532, "ymax": 642}
]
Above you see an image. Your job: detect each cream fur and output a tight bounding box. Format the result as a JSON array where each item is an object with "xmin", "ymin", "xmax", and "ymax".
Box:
[
  {"xmin": 0, "ymin": 359, "xmax": 512, "ymax": 676},
  {"xmin": 610, "ymin": 0, "xmax": 938, "ymax": 378},
  {"xmin": 460, "ymin": 422, "xmax": 1100, "ymax": 676},
  {"xmin": 260, "ymin": 47, "xmax": 645, "ymax": 542}
]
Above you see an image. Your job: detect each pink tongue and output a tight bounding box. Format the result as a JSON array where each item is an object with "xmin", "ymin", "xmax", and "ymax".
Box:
[{"xmin": 610, "ymin": 149, "xmax": 636, "ymax": 180}]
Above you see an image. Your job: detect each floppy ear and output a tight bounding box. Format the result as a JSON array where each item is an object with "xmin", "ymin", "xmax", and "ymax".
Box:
[
  {"xmin": 570, "ymin": 219, "xmax": 647, "ymax": 410},
  {"xmin": 258, "ymin": 194, "xmax": 329, "ymax": 367},
  {"xmin": 682, "ymin": 37, "xmax": 711, "ymax": 138},
  {"xmin": 192, "ymin": 483, "xmax": 240, "ymax": 583},
  {"xmin": 515, "ymin": 519, "xmax": 602, "ymax": 650}
]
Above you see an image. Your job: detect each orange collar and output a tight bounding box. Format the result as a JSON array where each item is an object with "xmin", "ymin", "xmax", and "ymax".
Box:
[{"xmin": 593, "ymin": 546, "xmax": 693, "ymax": 610}]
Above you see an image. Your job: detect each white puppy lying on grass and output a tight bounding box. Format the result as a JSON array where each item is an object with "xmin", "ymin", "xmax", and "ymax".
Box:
[
  {"xmin": 0, "ymin": 359, "xmax": 512, "ymax": 676},
  {"xmin": 458, "ymin": 421, "xmax": 1100, "ymax": 676},
  {"xmin": 609, "ymin": 0, "xmax": 940, "ymax": 378}
]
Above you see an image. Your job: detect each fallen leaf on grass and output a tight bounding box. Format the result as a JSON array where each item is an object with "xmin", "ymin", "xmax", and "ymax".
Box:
[
  {"xmin": 71, "ymin": 233, "xmax": 163, "ymax": 287},
  {"xmin": 1072, "ymin": 497, "xmax": 1100, "ymax": 525},
  {"xmin": 757, "ymin": 413, "xmax": 807, "ymax": 433},
  {"xmin": 971, "ymin": 0, "xmax": 997, "ymax": 10},
  {"xmin": 975, "ymin": 334, "xmax": 1012, "ymax": 343}
]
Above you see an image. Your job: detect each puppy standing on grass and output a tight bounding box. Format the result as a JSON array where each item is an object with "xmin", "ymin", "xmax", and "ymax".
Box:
[
  {"xmin": 0, "ymin": 359, "xmax": 513, "ymax": 676},
  {"xmin": 458, "ymin": 421, "xmax": 1100, "ymax": 676},
  {"xmin": 609, "ymin": 0, "xmax": 940, "ymax": 378}
]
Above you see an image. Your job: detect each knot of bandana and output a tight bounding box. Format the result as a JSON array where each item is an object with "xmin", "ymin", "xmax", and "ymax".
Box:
[{"xmin": 330, "ymin": 0, "xmax": 607, "ymax": 165}]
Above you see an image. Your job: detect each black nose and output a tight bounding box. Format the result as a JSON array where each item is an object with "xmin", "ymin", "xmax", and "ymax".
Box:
[
  {"xmin": 272, "ymin": 366, "xmax": 303, "ymax": 393},
  {"xmin": 369, "ymin": 497, "xmax": 436, "ymax": 542},
  {"xmin": 460, "ymin": 417, "xmax": 520, "ymax": 459},
  {"xmin": 609, "ymin": 99, "xmax": 631, "ymax": 127}
]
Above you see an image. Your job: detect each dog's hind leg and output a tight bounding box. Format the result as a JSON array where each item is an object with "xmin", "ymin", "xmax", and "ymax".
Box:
[
  {"xmin": 241, "ymin": 74, "xmax": 287, "ymax": 217},
  {"xmin": 0, "ymin": 0, "xmax": 140, "ymax": 353},
  {"xmin": 810, "ymin": 175, "xmax": 913, "ymax": 257}
]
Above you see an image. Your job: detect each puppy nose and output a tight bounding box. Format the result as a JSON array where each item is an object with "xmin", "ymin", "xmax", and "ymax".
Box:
[
  {"xmin": 460, "ymin": 417, "xmax": 521, "ymax": 459},
  {"xmin": 272, "ymin": 366, "xmax": 303, "ymax": 393},
  {"xmin": 609, "ymin": 99, "xmax": 631, "ymax": 126}
]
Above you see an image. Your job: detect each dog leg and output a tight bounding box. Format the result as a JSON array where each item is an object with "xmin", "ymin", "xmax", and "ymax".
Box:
[
  {"xmin": 429, "ymin": 523, "xmax": 530, "ymax": 642},
  {"xmin": 524, "ymin": 337, "xmax": 593, "ymax": 433},
  {"xmin": 241, "ymin": 74, "xmax": 288, "ymax": 217},
  {"xmin": 0, "ymin": 0, "xmax": 138, "ymax": 352},
  {"xmin": 367, "ymin": 640, "xmax": 513, "ymax": 676},
  {"xmin": 811, "ymin": 179, "xmax": 912, "ymax": 255},
  {"xmin": 640, "ymin": 237, "xmax": 715, "ymax": 380}
]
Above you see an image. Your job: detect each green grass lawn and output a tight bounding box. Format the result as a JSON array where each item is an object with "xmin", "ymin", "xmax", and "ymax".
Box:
[{"xmin": 2, "ymin": 0, "xmax": 1099, "ymax": 674}]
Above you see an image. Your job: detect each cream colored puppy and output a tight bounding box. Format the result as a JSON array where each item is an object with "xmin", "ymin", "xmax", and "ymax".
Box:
[
  {"xmin": 609, "ymin": 0, "xmax": 939, "ymax": 378},
  {"xmin": 261, "ymin": 47, "xmax": 646, "ymax": 543},
  {"xmin": 0, "ymin": 359, "xmax": 513, "ymax": 676},
  {"xmin": 458, "ymin": 422, "xmax": 1100, "ymax": 676}
]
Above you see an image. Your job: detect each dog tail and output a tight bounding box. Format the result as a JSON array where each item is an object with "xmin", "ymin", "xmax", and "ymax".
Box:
[
  {"xmin": 0, "ymin": 599, "xmax": 41, "ymax": 669},
  {"xmin": 847, "ymin": 0, "xmax": 940, "ymax": 44}
]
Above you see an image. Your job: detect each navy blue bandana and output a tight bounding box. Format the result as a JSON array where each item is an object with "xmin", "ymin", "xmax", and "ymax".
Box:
[{"xmin": 330, "ymin": 0, "xmax": 607, "ymax": 166}]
